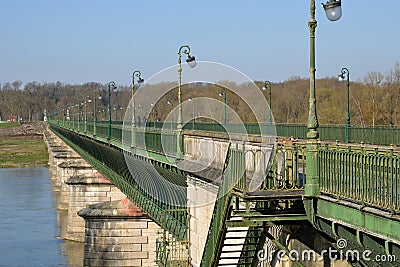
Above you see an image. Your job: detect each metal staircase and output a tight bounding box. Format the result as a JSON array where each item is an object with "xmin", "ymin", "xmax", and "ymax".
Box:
[{"xmin": 200, "ymin": 143, "xmax": 307, "ymax": 267}]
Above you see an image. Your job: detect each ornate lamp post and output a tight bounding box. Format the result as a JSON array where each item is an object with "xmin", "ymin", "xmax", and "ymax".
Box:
[
  {"xmin": 167, "ymin": 101, "xmax": 173, "ymax": 130},
  {"xmin": 71, "ymin": 105, "xmax": 75, "ymax": 130},
  {"xmin": 131, "ymin": 70, "xmax": 144, "ymax": 150},
  {"xmin": 262, "ymin": 81, "xmax": 272, "ymax": 125},
  {"xmin": 84, "ymin": 96, "xmax": 91, "ymax": 134},
  {"xmin": 189, "ymin": 95, "xmax": 195, "ymax": 130},
  {"xmin": 305, "ymin": 0, "xmax": 342, "ymax": 197},
  {"xmin": 107, "ymin": 81, "xmax": 117, "ymax": 141},
  {"xmin": 93, "ymin": 91, "xmax": 102, "ymax": 137},
  {"xmin": 338, "ymin": 67, "xmax": 350, "ymax": 143},
  {"xmin": 80, "ymin": 102, "xmax": 84, "ymax": 132},
  {"xmin": 219, "ymin": 89, "xmax": 227, "ymax": 124},
  {"xmin": 177, "ymin": 45, "xmax": 196, "ymax": 158},
  {"xmin": 75, "ymin": 103, "xmax": 80, "ymax": 133},
  {"xmin": 66, "ymin": 106, "xmax": 70, "ymax": 121}
]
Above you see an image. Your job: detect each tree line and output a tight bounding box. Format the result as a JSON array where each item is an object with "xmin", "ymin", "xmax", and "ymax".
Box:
[{"xmin": 1, "ymin": 62, "xmax": 399, "ymax": 127}]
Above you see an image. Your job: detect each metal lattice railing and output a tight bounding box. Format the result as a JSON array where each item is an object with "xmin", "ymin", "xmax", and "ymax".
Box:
[
  {"xmin": 319, "ymin": 144, "xmax": 400, "ymax": 212},
  {"xmin": 50, "ymin": 124, "xmax": 189, "ymax": 240},
  {"xmin": 53, "ymin": 119, "xmax": 400, "ymax": 145},
  {"xmin": 156, "ymin": 210, "xmax": 190, "ymax": 267},
  {"xmin": 200, "ymin": 144, "xmax": 236, "ymax": 267},
  {"xmin": 50, "ymin": 119, "xmax": 400, "ymax": 214},
  {"xmin": 232, "ymin": 143, "xmax": 306, "ymax": 194}
]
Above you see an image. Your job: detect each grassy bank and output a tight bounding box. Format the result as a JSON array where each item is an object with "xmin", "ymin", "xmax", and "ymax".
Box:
[
  {"xmin": 0, "ymin": 122, "xmax": 19, "ymax": 129},
  {"xmin": 0, "ymin": 137, "xmax": 49, "ymax": 168}
]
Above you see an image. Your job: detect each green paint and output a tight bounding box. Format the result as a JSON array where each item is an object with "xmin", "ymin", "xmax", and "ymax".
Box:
[{"xmin": 317, "ymin": 198, "xmax": 400, "ymax": 243}]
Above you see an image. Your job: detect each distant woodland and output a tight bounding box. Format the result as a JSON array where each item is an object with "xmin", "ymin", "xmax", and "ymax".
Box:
[{"xmin": 1, "ymin": 62, "xmax": 399, "ymax": 127}]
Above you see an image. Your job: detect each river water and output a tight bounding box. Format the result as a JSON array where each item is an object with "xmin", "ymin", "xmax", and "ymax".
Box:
[{"xmin": 0, "ymin": 168, "xmax": 71, "ymax": 267}]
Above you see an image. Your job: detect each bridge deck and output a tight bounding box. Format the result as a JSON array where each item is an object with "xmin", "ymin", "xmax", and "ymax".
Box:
[
  {"xmin": 241, "ymin": 189, "xmax": 304, "ymax": 200},
  {"xmin": 48, "ymin": 121, "xmax": 400, "ymax": 266}
]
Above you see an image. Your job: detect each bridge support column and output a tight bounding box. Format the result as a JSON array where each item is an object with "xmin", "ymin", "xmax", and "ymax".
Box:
[
  {"xmin": 45, "ymin": 132, "xmax": 78, "ymax": 185},
  {"xmin": 57, "ymin": 160, "xmax": 96, "ymax": 210},
  {"xmin": 187, "ymin": 176, "xmax": 219, "ymax": 266},
  {"xmin": 52, "ymin": 153, "xmax": 81, "ymax": 187},
  {"xmin": 65, "ymin": 172, "xmax": 126, "ymax": 242},
  {"xmin": 78, "ymin": 198, "xmax": 160, "ymax": 267}
]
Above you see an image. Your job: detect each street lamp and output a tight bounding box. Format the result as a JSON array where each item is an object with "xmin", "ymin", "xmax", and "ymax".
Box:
[
  {"xmin": 131, "ymin": 70, "xmax": 144, "ymax": 150},
  {"xmin": 137, "ymin": 104, "xmax": 144, "ymax": 127},
  {"xmin": 322, "ymin": 0, "xmax": 342, "ymax": 21},
  {"xmin": 80, "ymin": 102, "xmax": 84, "ymax": 132},
  {"xmin": 150, "ymin": 103, "xmax": 157, "ymax": 126},
  {"xmin": 338, "ymin": 67, "xmax": 350, "ymax": 143},
  {"xmin": 305, "ymin": 0, "xmax": 342, "ymax": 197},
  {"xmin": 167, "ymin": 100, "xmax": 173, "ymax": 130},
  {"xmin": 93, "ymin": 92, "xmax": 102, "ymax": 137},
  {"xmin": 66, "ymin": 106, "xmax": 70, "ymax": 121},
  {"xmin": 188, "ymin": 96, "xmax": 195, "ymax": 130},
  {"xmin": 262, "ymin": 81, "xmax": 272, "ymax": 125},
  {"xmin": 113, "ymin": 106, "xmax": 123, "ymax": 121},
  {"xmin": 219, "ymin": 89, "xmax": 227, "ymax": 124},
  {"xmin": 107, "ymin": 81, "xmax": 117, "ymax": 141},
  {"xmin": 68, "ymin": 105, "xmax": 73, "ymax": 129},
  {"xmin": 75, "ymin": 103, "xmax": 80, "ymax": 132},
  {"xmin": 84, "ymin": 96, "xmax": 91, "ymax": 134},
  {"xmin": 177, "ymin": 45, "xmax": 196, "ymax": 158}
]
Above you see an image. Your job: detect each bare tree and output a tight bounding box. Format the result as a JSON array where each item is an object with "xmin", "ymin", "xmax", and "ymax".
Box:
[{"xmin": 364, "ymin": 71, "xmax": 383, "ymax": 127}]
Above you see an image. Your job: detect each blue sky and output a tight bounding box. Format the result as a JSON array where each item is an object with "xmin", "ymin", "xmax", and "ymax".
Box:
[{"xmin": 0, "ymin": 1, "xmax": 399, "ymax": 85}]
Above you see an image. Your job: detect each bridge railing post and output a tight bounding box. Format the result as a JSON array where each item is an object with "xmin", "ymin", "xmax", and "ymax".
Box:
[{"xmin": 304, "ymin": 140, "xmax": 320, "ymax": 196}]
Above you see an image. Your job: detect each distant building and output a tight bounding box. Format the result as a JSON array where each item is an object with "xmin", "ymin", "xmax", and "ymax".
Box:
[{"xmin": 9, "ymin": 115, "xmax": 17, "ymax": 122}]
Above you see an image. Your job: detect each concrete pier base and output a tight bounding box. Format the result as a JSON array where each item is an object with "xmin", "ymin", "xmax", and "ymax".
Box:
[
  {"xmin": 65, "ymin": 172, "xmax": 126, "ymax": 242},
  {"xmin": 52, "ymin": 153, "xmax": 81, "ymax": 183},
  {"xmin": 45, "ymin": 127, "xmax": 162, "ymax": 266},
  {"xmin": 79, "ymin": 198, "xmax": 160, "ymax": 267},
  {"xmin": 57, "ymin": 160, "xmax": 95, "ymax": 210}
]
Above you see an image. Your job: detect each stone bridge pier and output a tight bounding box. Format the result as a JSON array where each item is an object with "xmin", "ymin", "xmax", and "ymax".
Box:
[{"xmin": 44, "ymin": 128, "xmax": 161, "ymax": 266}]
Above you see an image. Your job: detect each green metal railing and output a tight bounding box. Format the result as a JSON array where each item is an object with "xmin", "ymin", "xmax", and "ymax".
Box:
[
  {"xmin": 136, "ymin": 130, "xmax": 177, "ymax": 156},
  {"xmin": 156, "ymin": 210, "xmax": 190, "ymax": 267},
  {"xmin": 201, "ymin": 143, "xmax": 306, "ymax": 266},
  {"xmin": 50, "ymin": 124, "xmax": 189, "ymax": 240},
  {"xmin": 233, "ymin": 143, "xmax": 306, "ymax": 193},
  {"xmin": 54, "ymin": 120, "xmax": 178, "ymax": 156},
  {"xmin": 54, "ymin": 119, "xmax": 400, "ymax": 145},
  {"xmin": 200, "ymin": 144, "xmax": 236, "ymax": 267},
  {"xmin": 51, "ymin": 119, "xmax": 400, "ymax": 213},
  {"xmin": 162, "ymin": 121, "xmax": 399, "ymax": 145},
  {"xmin": 319, "ymin": 144, "xmax": 400, "ymax": 213}
]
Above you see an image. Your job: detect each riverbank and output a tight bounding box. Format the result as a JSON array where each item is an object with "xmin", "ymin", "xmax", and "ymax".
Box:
[{"xmin": 0, "ymin": 122, "xmax": 48, "ymax": 168}]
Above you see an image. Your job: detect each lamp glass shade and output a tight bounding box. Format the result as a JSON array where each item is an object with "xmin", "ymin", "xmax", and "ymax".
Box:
[
  {"xmin": 137, "ymin": 78, "xmax": 145, "ymax": 89},
  {"xmin": 186, "ymin": 56, "xmax": 197, "ymax": 68},
  {"xmin": 324, "ymin": 5, "xmax": 342, "ymax": 21}
]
